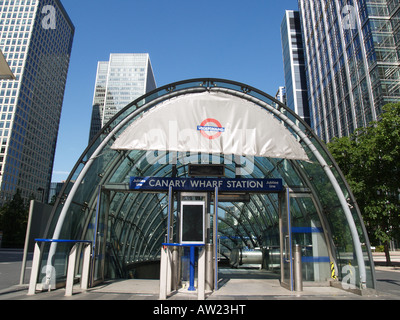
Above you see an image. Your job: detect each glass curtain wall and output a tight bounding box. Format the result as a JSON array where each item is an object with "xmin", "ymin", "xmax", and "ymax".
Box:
[{"xmin": 298, "ymin": 0, "xmax": 400, "ymax": 142}]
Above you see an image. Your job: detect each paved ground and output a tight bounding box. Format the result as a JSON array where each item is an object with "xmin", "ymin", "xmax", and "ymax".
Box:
[
  {"xmin": 0, "ymin": 249, "xmax": 32, "ymax": 291},
  {"xmin": 1, "ymin": 249, "xmax": 400, "ymax": 301}
]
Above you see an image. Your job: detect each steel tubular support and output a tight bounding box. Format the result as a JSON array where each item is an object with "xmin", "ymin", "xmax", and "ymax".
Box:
[
  {"xmin": 171, "ymin": 246, "xmax": 179, "ymax": 291},
  {"xmin": 294, "ymin": 244, "xmax": 303, "ymax": 292},
  {"xmin": 213, "ymin": 187, "xmax": 219, "ymax": 291}
]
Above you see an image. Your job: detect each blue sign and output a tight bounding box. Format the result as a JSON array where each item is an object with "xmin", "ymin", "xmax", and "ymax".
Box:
[{"xmin": 129, "ymin": 177, "xmax": 283, "ymax": 192}]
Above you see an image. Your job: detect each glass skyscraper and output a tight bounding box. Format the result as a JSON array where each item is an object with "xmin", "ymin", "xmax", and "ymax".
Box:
[
  {"xmin": 281, "ymin": 10, "xmax": 311, "ymax": 126},
  {"xmin": 297, "ymin": 0, "xmax": 400, "ymax": 142},
  {"xmin": 89, "ymin": 53, "xmax": 157, "ymax": 141},
  {"xmin": 0, "ymin": 0, "xmax": 74, "ymax": 204}
]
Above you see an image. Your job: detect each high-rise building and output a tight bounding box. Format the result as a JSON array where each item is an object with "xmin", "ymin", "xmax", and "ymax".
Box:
[
  {"xmin": 89, "ymin": 53, "xmax": 156, "ymax": 141},
  {"xmin": 298, "ymin": 0, "xmax": 400, "ymax": 142},
  {"xmin": 0, "ymin": 0, "xmax": 74, "ymax": 204},
  {"xmin": 48, "ymin": 181, "xmax": 63, "ymax": 203},
  {"xmin": 280, "ymin": 10, "xmax": 310, "ymax": 126}
]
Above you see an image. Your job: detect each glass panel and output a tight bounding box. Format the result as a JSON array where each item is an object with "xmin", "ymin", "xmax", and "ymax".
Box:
[
  {"xmin": 280, "ymin": 190, "xmax": 293, "ymax": 290},
  {"xmin": 291, "ymin": 196, "xmax": 331, "ymax": 282}
]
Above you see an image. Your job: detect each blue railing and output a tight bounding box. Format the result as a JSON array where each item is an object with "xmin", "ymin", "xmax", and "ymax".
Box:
[
  {"xmin": 162, "ymin": 243, "xmax": 204, "ymax": 248},
  {"xmin": 35, "ymin": 238, "xmax": 92, "ymax": 244}
]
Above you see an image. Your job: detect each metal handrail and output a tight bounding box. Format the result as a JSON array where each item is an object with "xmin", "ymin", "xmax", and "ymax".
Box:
[
  {"xmin": 28, "ymin": 239, "xmax": 92, "ymax": 296},
  {"xmin": 162, "ymin": 243, "xmax": 205, "ymax": 247},
  {"xmin": 35, "ymin": 238, "xmax": 92, "ymax": 244}
]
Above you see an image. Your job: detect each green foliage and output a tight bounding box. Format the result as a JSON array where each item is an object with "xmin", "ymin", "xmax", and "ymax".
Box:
[
  {"xmin": 328, "ymin": 103, "xmax": 400, "ymax": 249},
  {"xmin": 0, "ymin": 190, "xmax": 29, "ymax": 248}
]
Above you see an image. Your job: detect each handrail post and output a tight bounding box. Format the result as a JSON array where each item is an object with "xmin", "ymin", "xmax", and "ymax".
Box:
[
  {"xmin": 159, "ymin": 245, "xmax": 168, "ymax": 300},
  {"xmin": 81, "ymin": 243, "xmax": 92, "ymax": 290},
  {"xmin": 171, "ymin": 246, "xmax": 179, "ymax": 290},
  {"xmin": 160, "ymin": 243, "xmax": 206, "ymax": 300},
  {"xmin": 65, "ymin": 244, "xmax": 78, "ymax": 296},
  {"xmin": 166, "ymin": 246, "xmax": 172, "ymax": 295},
  {"xmin": 294, "ymin": 244, "xmax": 303, "ymax": 292},
  {"xmin": 198, "ymin": 246, "xmax": 205, "ymax": 300},
  {"xmin": 27, "ymin": 242, "xmax": 41, "ymax": 295}
]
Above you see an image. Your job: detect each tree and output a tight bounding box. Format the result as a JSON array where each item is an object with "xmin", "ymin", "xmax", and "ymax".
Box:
[
  {"xmin": 328, "ymin": 103, "xmax": 400, "ymax": 265},
  {"xmin": 0, "ymin": 190, "xmax": 29, "ymax": 248}
]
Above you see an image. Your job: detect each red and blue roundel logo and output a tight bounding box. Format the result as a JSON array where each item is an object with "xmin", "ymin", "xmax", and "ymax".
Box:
[{"xmin": 197, "ymin": 118, "xmax": 225, "ymax": 140}]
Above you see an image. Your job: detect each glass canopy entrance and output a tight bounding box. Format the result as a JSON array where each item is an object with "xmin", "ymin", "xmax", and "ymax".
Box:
[
  {"xmin": 38, "ymin": 78, "xmax": 376, "ymax": 294},
  {"xmin": 87, "ymin": 175, "xmax": 332, "ymax": 293}
]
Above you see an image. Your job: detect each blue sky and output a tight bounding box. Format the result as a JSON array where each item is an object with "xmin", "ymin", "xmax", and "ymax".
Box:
[{"xmin": 52, "ymin": 0, "xmax": 299, "ymax": 182}]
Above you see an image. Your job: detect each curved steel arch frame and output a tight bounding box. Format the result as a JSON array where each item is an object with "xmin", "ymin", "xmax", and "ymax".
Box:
[{"xmin": 44, "ymin": 78, "xmax": 375, "ymax": 290}]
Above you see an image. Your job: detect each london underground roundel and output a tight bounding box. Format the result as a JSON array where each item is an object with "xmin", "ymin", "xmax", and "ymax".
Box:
[{"xmin": 197, "ymin": 118, "xmax": 225, "ymax": 140}]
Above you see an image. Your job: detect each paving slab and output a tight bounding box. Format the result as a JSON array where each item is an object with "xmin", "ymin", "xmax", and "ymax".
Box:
[{"xmin": 92, "ymin": 279, "xmax": 160, "ymax": 294}]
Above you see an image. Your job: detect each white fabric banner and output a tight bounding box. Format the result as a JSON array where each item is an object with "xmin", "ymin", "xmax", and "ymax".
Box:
[{"xmin": 111, "ymin": 92, "xmax": 309, "ymax": 161}]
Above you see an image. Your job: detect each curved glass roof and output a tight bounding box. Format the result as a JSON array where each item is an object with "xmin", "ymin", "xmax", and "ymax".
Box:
[{"xmin": 43, "ymin": 78, "xmax": 375, "ymax": 290}]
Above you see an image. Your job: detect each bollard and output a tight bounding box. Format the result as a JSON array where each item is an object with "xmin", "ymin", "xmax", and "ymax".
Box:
[
  {"xmin": 294, "ymin": 244, "xmax": 303, "ymax": 292},
  {"xmin": 171, "ymin": 246, "xmax": 179, "ymax": 290},
  {"xmin": 205, "ymin": 244, "xmax": 214, "ymax": 291},
  {"xmin": 198, "ymin": 247, "xmax": 205, "ymax": 300},
  {"xmin": 159, "ymin": 246, "xmax": 168, "ymax": 300}
]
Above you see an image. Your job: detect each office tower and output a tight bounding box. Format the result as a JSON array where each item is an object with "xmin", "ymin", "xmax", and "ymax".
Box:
[
  {"xmin": 298, "ymin": 0, "xmax": 400, "ymax": 142},
  {"xmin": 280, "ymin": 10, "xmax": 311, "ymax": 126},
  {"xmin": 89, "ymin": 61, "xmax": 108, "ymax": 142},
  {"xmin": 88, "ymin": 103, "xmax": 102, "ymax": 143},
  {"xmin": 48, "ymin": 181, "xmax": 63, "ymax": 203},
  {"xmin": 89, "ymin": 53, "xmax": 157, "ymax": 141},
  {"xmin": 0, "ymin": 0, "xmax": 74, "ymax": 204}
]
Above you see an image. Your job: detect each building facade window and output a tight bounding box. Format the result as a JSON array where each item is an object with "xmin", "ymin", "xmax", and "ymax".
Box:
[
  {"xmin": 297, "ymin": 0, "xmax": 400, "ymax": 142},
  {"xmin": 0, "ymin": 0, "xmax": 74, "ymax": 204},
  {"xmin": 89, "ymin": 53, "xmax": 157, "ymax": 142}
]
